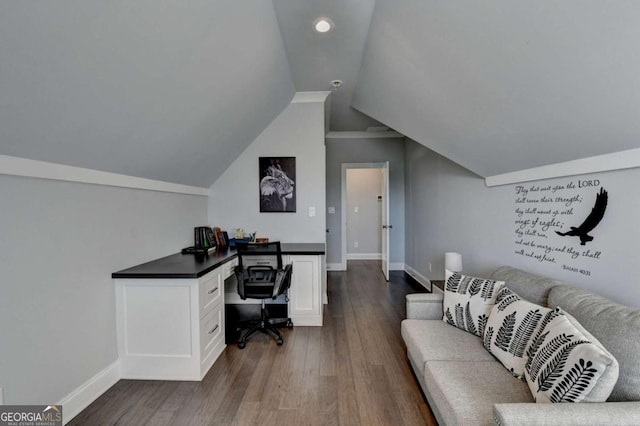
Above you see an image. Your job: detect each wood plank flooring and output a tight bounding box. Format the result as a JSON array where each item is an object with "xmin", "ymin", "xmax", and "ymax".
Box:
[{"xmin": 69, "ymin": 260, "xmax": 437, "ymax": 425}]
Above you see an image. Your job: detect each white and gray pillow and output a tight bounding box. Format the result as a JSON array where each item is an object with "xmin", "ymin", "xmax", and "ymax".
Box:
[
  {"xmin": 442, "ymin": 270, "xmax": 504, "ymax": 337},
  {"xmin": 523, "ymin": 307, "xmax": 619, "ymax": 403},
  {"xmin": 484, "ymin": 287, "xmax": 552, "ymax": 380}
]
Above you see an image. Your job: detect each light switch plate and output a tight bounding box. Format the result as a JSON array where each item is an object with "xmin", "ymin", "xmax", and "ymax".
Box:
[
  {"xmin": 354, "ymin": 206, "xmax": 359, "ymax": 213},
  {"xmin": 328, "ymin": 206, "xmax": 335, "ymax": 214},
  {"xmin": 309, "ymin": 206, "xmax": 316, "ymax": 217}
]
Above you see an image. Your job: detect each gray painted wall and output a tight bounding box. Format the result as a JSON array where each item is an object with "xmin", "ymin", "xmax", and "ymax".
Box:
[
  {"xmin": 208, "ymin": 100, "xmax": 326, "ymax": 243},
  {"xmin": 346, "ymin": 168, "xmax": 382, "ymax": 256},
  {"xmin": 0, "ymin": 175, "xmax": 206, "ymax": 404},
  {"xmin": 404, "ymin": 139, "xmax": 640, "ymax": 308},
  {"xmin": 326, "ymin": 138, "xmax": 405, "ymax": 265}
]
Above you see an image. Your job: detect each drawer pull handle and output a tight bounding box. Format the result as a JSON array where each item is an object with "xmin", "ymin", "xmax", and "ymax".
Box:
[
  {"xmin": 208, "ymin": 324, "xmax": 219, "ymax": 334},
  {"xmin": 207, "ymin": 286, "xmax": 218, "ymax": 294}
]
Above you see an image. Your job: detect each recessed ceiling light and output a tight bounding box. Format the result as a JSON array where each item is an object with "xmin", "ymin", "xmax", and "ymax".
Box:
[{"xmin": 314, "ymin": 18, "xmax": 333, "ymax": 33}]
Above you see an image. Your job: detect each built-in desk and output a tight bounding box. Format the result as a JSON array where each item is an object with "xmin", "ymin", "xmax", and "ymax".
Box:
[{"xmin": 112, "ymin": 243, "xmax": 325, "ymax": 381}]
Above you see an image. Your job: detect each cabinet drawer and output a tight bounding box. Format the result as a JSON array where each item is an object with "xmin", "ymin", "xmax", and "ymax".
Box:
[
  {"xmin": 200, "ymin": 303, "xmax": 224, "ymax": 359},
  {"xmin": 223, "ymin": 258, "xmax": 238, "ymax": 279},
  {"xmin": 199, "ymin": 271, "xmax": 222, "ymax": 317}
]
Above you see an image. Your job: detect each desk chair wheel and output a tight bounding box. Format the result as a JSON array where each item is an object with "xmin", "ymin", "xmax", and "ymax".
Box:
[
  {"xmin": 286, "ymin": 319, "xmax": 293, "ymax": 328},
  {"xmin": 277, "ymin": 337, "xmax": 283, "ymax": 346},
  {"xmin": 238, "ymin": 341, "xmax": 246, "ymax": 349}
]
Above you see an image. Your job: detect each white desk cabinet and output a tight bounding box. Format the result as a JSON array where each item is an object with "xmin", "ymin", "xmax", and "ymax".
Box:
[
  {"xmin": 112, "ymin": 243, "xmax": 325, "ymax": 381},
  {"xmin": 287, "ymin": 255, "xmax": 323, "ymax": 326},
  {"xmin": 114, "ymin": 258, "xmax": 237, "ymax": 381}
]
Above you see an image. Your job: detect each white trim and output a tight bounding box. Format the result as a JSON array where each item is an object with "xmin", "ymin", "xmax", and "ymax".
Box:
[
  {"xmin": 59, "ymin": 360, "xmax": 121, "ymax": 425},
  {"xmin": 347, "ymin": 253, "xmax": 381, "ymax": 260},
  {"xmin": 291, "ymin": 91, "xmax": 331, "ymax": 103},
  {"xmin": 485, "ymin": 148, "xmax": 640, "ymax": 187},
  {"xmin": 326, "ymin": 131, "xmax": 404, "ymax": 139},
  {"xmin": 0, "ymin": 155, "xmax": 209, "ymax": 196},
  {"xmin": 404, "ymin": 264, "xmax": 432, "ymax": 291},
  {"xmin": 341, "ymin": 162, "xmax": 387, "ymax": 271},
  {"xmin": 326, "ymin": 262, "xmax": 346, "ymax": 271}
]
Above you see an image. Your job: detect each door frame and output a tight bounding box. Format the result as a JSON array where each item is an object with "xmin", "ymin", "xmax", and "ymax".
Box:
[{"xmin": 340, "ymin": 162, "xmax": 387, "ymax": 271}]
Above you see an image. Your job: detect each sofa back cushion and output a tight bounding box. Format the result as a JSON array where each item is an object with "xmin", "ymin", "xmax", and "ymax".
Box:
[
  {"xmin": 549, "ymin": 285, "xmax": 640, "ymax": 402},
  {"xmin": 491, "ymin": 266, "xmax": 563, "ymax": 307}
]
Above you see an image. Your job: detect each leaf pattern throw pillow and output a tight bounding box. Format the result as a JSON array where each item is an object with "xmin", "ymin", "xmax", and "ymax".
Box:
[
  {"xmin": 484, "ymin": 287, "xmax": 552, "ymax": 380},
  {"xmin": 523, "ymin": 307, "xmax": 619, "ymax": 403},
  {"xmin": 442, "ymin": 269, "xmax": 505, "ymax": 337}
]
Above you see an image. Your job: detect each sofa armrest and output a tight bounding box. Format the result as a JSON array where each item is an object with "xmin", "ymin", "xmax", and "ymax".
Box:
[
  {"xmin": 494, "ymin": 402, "xmax": 640, "ymax": 426},
  {"xmin": 406, "ymin": 293, "xmax": 443, "ymax": 320}
]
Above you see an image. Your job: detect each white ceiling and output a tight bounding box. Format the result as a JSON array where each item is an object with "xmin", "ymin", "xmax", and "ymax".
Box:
[{"xmin": 2, "ymin": 1, "xmax": 640, "ymax": 186}]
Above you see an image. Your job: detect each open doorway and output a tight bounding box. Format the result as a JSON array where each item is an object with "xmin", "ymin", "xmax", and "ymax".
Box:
[{"xmin": 341, "ymin": 162, "xmax": 391, "ymax": 278}]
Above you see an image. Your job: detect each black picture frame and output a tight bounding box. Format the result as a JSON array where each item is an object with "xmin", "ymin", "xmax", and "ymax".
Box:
[{"xmin": 259, "ymin": 157, "xmax": 296, "ymax": 212}]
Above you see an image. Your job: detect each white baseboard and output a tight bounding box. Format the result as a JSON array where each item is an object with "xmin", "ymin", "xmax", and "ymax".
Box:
[
  {"xmin": 326, "ymin": 262, "xmax": 346, "ymax": 271},
  {"xmin": 59, "ymin": 360, "xmax": 120, "ymax": 425},
  {"xmin": 404, "ymin": 264, "xmax": 432, "ymax": 291},
  {"xmin": 346, "ymin": 253, "xmax": 381, "ymax": 260}
]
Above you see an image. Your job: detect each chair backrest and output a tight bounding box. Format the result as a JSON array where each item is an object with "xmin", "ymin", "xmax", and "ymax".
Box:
[
  {"xmin": 235, "ymin": 241, "xmax": 283, "ymax": 270},
  {"xmin": 235, "ymin": 241, "xmax": 291, "ymax": 300}
]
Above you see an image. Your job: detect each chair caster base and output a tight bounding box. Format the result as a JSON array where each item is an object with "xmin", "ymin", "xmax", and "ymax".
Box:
[{"xmin": 238, "ymin": 341, "xmax": 246, "ymax": 349}]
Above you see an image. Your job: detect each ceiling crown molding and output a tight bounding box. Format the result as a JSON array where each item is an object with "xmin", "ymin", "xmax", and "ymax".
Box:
[{"xmin": 326, "ymin": 131, "xmax": 404, "ymax": 139}]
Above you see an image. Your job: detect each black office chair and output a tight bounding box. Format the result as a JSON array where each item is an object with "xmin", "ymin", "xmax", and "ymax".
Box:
[{"xmin": 234, "ymin": 241, "xmax": 293, "ymax": 348}]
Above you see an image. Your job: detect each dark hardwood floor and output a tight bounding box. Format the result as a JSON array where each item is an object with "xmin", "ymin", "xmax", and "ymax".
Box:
[{"xmin": 70, "ymin": 260, "xmax": 436, "ymax": 425}]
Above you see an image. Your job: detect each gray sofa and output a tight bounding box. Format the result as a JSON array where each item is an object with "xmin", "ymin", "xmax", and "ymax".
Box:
[{"xmin": 402, "ymin": 266, "xmax": 640, "ymax": 425}]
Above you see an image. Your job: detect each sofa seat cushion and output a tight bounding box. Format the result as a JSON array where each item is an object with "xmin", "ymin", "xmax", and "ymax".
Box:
[
  {"xmin": 549, "ymin": 285, "xmax": 640, "ymax": 402},
  {"xmin": 401, "ymin": 319, "xmax": 495, "ymax": 378},
  {"xmin": 424, "ymin": 360, "xmax": 534, "ymax": 426}
]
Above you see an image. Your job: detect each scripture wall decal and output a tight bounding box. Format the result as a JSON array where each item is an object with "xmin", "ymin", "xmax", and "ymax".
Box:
[
  {"xmin": 555, "ymin": 187, "xmax": 608, "ymax": 246},
  {"xmin": 513, "ymin": 180, "xmax": 608, "ymax": 277}
]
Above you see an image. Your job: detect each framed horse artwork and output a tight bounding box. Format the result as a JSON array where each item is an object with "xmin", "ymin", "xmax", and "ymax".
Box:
[{"xmin": 259, "ymin": 156, "xmax": 296, "ymax": 212}]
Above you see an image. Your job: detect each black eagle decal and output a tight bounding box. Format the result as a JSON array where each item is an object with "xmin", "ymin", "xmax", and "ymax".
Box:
[{"xmin": 555, "ymin": 187, "xmax": 607, "ymax": 245}]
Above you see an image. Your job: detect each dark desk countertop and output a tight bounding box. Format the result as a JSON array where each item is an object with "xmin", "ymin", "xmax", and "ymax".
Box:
[{"xmin": 112, "ymin": 243, "xmax": 325, "ymax": 279}]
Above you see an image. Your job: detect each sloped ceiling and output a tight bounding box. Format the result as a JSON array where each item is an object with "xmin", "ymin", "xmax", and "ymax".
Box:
[
  {"xmin": 272, "ymin": 0, "xmax": 383, "ymax": 131},
  {"xmin": 4, "ymin": 1, "xmax": 640, "ymax": 186},
  {"xmin": 352, "ymin": 0, "xmax": 640, "ymax": 177},
  {"xmin": 0, "ymin": 1, "xmax": 294, "ymax": 187}
]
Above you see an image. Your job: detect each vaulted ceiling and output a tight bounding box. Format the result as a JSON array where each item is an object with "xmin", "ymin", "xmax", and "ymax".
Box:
[{"xmin": 2, "ymin": 1, "xmax": 640, "ymax": 187}]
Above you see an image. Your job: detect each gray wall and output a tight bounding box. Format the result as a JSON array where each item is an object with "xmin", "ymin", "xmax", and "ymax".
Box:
[
  {"xmin": 0, "ymin": 175, "xmax": 206, "ymax": 404},
  {"xmin": 346, "ymin": 168, "xmax": 382, "ymax": 256},
  {"xmin": 404, "ymin": 139, "xmax": 640, "ymax": 308},
  {"xmin": 209, "ymin": 100, "xmax": 326, "ymax": 244},
  {"xmin": 326, "ymin": 137, "xmax": 405, "ymax": 265}
]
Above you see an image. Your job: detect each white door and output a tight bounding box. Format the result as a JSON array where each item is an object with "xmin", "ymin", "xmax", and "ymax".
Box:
[{"xmin": 381, "ymin": 161, "xmax": 390, "ymax": 280}]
